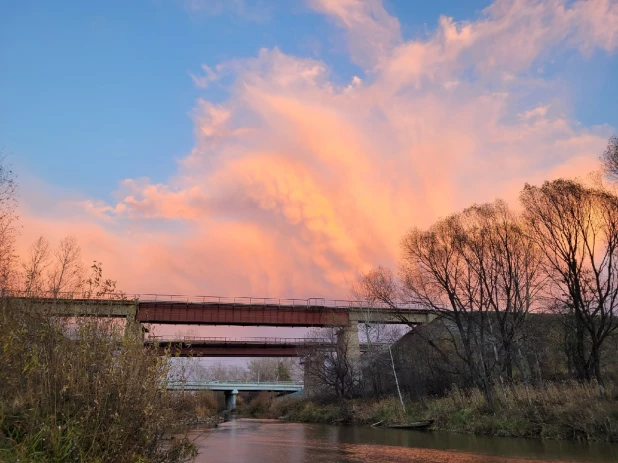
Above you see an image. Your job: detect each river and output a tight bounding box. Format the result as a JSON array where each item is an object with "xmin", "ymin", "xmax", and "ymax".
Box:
[{"xmin": 186, "ymin": 418, "xmax": 618, "ymax": 462}]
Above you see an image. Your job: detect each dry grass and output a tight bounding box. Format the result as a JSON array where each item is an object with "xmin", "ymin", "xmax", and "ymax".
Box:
[
  {"xmin": 427, "ymin": 381, "xmax": 618, "ymax": 441},
  {"xmin": 0, "ymin": 299, "xmax": 199, "ymax": 462},
  {"xmin": 267, "ymin": 396, "xmax": 420, "ymax": 426},
  {"xmin": 264, "ymin": 382, "xmax": 618, "ymax": 442}
]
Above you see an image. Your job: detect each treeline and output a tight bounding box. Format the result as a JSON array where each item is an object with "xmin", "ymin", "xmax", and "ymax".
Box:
[
  {"xmin": 351, "ymin": 137, "xmax": 618, "ymax": 407},
  {"xmin": 303, "ymin": 137, "xmax": 618, "ymax": 421},
  {"xmin": 176, "ymin": 357, "xmax": 300, "ymax": 383}
]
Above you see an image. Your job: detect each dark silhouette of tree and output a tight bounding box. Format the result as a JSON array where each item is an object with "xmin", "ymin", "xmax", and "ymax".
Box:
[
  {"xmin": 0, "ymin": 154, "xmax": 18, "ymax": 293},
  {"xmin": 601, "ymin": 135, "xmax": 618, "ymax": 182},
  {"xmin": 303, "ymin": 328, "xmax": 363, "ymax": 399},
  {"xmin": 521, "ymin": 179, "xmax": 618, "ymax": 391}
]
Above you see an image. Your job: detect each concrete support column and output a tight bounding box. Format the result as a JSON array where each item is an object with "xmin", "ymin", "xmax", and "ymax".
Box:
[
  {"xmin": 123, "ymin": 301, "xmax": 144, "ymax": 341},
  {"xmin": 337, "ymin": 321, "xmax": 361, "ymax": 367},
  {"xmin": 224, "ymin": 389, "xmax": 238, "ymax": 411}
]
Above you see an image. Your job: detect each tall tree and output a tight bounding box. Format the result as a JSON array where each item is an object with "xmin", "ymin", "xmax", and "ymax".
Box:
[
  {"xmin": 460, "ymin": 201, "xmax": 543, "ymax": 383},
  {"xmin": 276, "ymin": 361, "xmax": 292, "ymax": 382},
  {"xmin": 48, "ymin": 236, "xmax": 84, "ymax": 297},
  {"xmin": 0, "ymin": 154, "xmax": 18, "ymax": 293},
  {"xmin": 351, "ymin": 267, "xmax": 407, "ymax": 395},
  {"xmin": 303, "ymin": 328, "xmax": 363, "ymax": 399},
  {"xmin": 601, "ymin": 135, "xmax": 618, "ymax": 182},
  {"xmin": 22, "ymin": 236, "xmax": 51, "ymax": 295},
  {"xmin": 521, "ymin": 179, "xmax": 618, "ymax": 389},
  {"xmin": 398, "ymin": 201, "xmax": 541, "ymax": 405}
]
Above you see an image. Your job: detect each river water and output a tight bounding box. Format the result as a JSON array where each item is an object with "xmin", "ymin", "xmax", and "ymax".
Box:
[{"xmin": 187, "ymin": 418, "xmax": 618, "ymax": 462}]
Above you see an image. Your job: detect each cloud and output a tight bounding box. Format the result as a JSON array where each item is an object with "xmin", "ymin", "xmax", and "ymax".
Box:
[
  {"xmin": 307, "ymin": 0, "xmax": 402, "ymax": 67},
  {"xmin": 18, "ymin": 0, "xmax": 617, "ymax": 299},
  {"xmin": 189, "ymin": 65, "xmax": 219, "ymax": 89}
]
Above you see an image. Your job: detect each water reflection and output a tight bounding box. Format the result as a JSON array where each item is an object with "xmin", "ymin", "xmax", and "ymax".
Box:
[{"xmin": 188, "ymin": 418, "xmax": 618, "ymax": 463}]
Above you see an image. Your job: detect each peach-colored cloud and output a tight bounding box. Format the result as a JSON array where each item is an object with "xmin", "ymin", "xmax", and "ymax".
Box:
[{"xmin": 16, "ymin": 0, "xmax": 617, "ymax": 301}]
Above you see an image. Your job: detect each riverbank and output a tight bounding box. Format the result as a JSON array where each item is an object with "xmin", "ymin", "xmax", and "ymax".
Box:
[
  {"xmin": 0, "ymin": 301, "xmax": 204, "ymax": 463},
  {"xmin": 251, "ymin": 381, "xmax": 618, "ymax": 442}
]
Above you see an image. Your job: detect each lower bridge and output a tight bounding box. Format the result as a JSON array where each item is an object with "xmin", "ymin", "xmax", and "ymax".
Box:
[
  {"xmin": 148, "ymin": 336, "xmax": 386, "ymax": 357},
  {"xmin": 167, "ymin": 380, "xmax": 303, "ymax": 410}
]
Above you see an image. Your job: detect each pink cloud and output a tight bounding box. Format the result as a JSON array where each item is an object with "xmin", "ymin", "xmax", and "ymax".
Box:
[{"xmin": 17, "ymin": 0, "xmax": 617, "ymax": 301}]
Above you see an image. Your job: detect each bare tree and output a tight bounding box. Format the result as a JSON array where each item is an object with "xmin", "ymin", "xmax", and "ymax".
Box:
[
  {"xmin": 48, "ymin": 236, "xmax": 84, "ymax": 297},
  {"xmin": 246, "ymin": 358, "xmax": 297, "ymax": 382},
  {"xmin": 0, "ymin": 154, "xmax": 18, "ymax": 293},
  {"xmin": 461, "ymin": 201, "xmax": 543, "ymax": 384},
  {"xmin": 521, "ymin": 179, "xmax": 618, "ymax": 390},
  {"xmin": 191, "ymin": 361, "xmax": 249, "ymax": 381},
  {"xmin": 399, "ymin": 213, "xmax": 494, "ymax": 404},
  {"xmin": 353, "ymin": 267, "xmax": 400, "ymax": 308},
  {"xmin": 601, "ymin": 135, "xmax": 618, "ymax": 182},
  {"xmin": 303, "ymin": 327, "xmax": 364, "ymax": 399},
  {"xmin": 395, "ymin": 201, "xmax": 542, "ymax": 406},
  {"xmin": 351, "ymin": 267, "xmax": 408, "ymax": 395},
  {"xmin": 22, "ymin": 236, "xmax": 51, "ymax": 295}
]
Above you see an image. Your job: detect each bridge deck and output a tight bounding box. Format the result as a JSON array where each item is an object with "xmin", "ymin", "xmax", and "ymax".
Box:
[
  {"xmin": 137, "ymin": 296, "xmax": 431, "ymax": 326},
  {"xmin": 167, "ymin": 380, "xmax": 303, "ymax": 392},
  {"xmin": 10, "ymin": 293, "xmax": 433, "ymax": 326}
]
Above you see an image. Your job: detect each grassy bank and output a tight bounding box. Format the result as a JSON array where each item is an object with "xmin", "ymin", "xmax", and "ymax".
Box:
[
  {"xmin": 246, "ymin": 381, "xmax": 618, "ymax": 442},
  {"xmin": 246, "ymin": 393, "xmax": 420, "ymax": 426},
  {"xmin": 428, "ymin": 381, "xmax": 618, "ymax": 441}
]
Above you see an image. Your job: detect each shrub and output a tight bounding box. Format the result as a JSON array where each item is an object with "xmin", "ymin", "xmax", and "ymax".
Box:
[
  {"xmin": 169, "ymin": 390, "xmax": 219, "ymax": 423},
  {"xmin": 0, "ymin": 298, "xmax": 197, "ymax": 462},
  {"xmin": 246, "ymin": 392, "xmax": 276, "ymax": 417}
]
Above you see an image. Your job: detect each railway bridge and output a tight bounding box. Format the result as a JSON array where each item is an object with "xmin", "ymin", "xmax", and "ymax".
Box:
[{"xmin": 10, "ymin": 293, "xmax": 436, "ymax": 394}]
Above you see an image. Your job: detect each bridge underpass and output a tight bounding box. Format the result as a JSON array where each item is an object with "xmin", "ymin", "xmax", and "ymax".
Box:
[
  {"xmin": 11, "ymin": 293, "xmax": 435, "ymax": 397},
  {"xmin": 167, "ymin": 380, "xmax": 304, "ymax": 410}
]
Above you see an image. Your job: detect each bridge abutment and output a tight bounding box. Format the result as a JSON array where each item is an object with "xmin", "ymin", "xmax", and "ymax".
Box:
[{"xmin": 123, "ymin": 303, "xmax": 144, "ymax": 341}]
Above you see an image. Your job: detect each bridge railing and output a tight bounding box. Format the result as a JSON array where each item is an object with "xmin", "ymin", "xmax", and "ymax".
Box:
[
  {"xmin": 7, "ymin": 291, "xmax": 431, "ymax": 312},
  {"xmin": 147, "ymin": 336, "xmax": 389, "ymax": 347},
  {"xmin": 5, "ymin": 290, "xmax": 138, "ymax": 302},
  {"xmin": 167, "ymin": 380, "xmax": 303, "ymax": 387},
  {"xmin": 138, "ymin": 294, "xmax": 429, "ymax": 311},
  {"xmin": 148, "ymin": 336, "xmax": 333, "ymax": 344}
]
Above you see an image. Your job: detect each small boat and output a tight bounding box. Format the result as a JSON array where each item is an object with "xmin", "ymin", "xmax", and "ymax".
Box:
[{"xmin": 386, "ymin": 420, "xmax": 434, "ymax": 430}]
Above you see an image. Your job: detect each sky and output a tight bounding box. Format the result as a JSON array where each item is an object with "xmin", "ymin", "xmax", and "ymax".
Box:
[{"xmin": 2, "ymin": 0, "xmax": 618, "ymax": 306}]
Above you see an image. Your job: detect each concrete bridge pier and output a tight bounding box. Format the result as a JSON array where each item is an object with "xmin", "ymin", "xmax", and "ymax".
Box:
[
  {"xmin": 337, "ymin": 321, "xmax": 361, "ymax": 366},
  {"xmin": 224, "ymin": 389, "xmax": 239, "ymax": 411},
  {"xmin": 123, "ymin": 302, "xmax": 145, "ymax": 341}
]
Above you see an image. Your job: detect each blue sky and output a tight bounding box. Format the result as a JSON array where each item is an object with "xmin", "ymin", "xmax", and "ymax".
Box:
[
  {"xmin": 3, "ymin": 0, "xmax": 615, "ymax": 205},
  {"xmin": 4, "ymin": 0, "xmax": 618, "ymax": 305}
]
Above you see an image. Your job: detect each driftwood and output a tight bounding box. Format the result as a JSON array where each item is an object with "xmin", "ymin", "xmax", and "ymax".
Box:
[{"xmin": 370, "ymin": 420, "xmax": 383, "ymax": 427}]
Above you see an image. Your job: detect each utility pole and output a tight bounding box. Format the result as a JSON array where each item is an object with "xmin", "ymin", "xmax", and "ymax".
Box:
[{"xmin": 389, "ymin": 345, "xmax": 406, "ymax": 413}]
